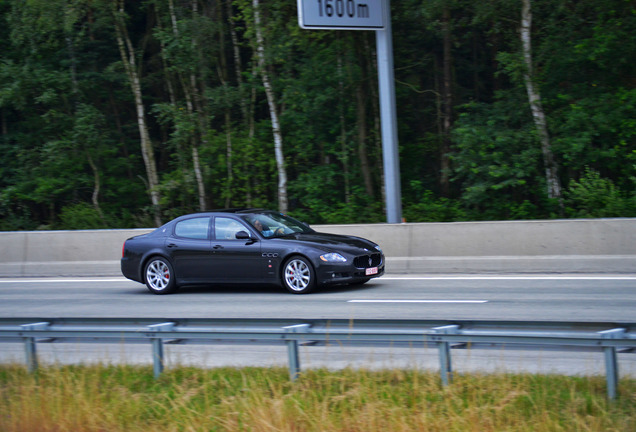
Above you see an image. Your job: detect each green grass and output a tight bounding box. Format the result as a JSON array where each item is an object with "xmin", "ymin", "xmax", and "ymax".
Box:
[{"xmin": 1, "ymin": 364, "xmax": 635, "ymax": 431}]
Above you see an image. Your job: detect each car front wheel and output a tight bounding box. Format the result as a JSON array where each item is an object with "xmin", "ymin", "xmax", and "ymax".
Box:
[
  {"xmin": 282, "ymin": 256, "xmax": 315, "ymax": 294},
  {"xmin": 144, "ymin": 257, "xmax": 177, "ymax": 294}
]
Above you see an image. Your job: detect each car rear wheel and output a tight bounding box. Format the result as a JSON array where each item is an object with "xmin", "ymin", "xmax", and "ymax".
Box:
[
  {"xmin": 282, "ymin": 256, "xmax": 315, "ymax": 294},
  {"xmin": 144, "ymin": 257, "xmax": 177, "ymax": 294}
]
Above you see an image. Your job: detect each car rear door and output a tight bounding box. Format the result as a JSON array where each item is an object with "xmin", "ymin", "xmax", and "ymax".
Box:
[{"xmin": 165, "ymin": 216, "xmax": 212, "ymax": 282}]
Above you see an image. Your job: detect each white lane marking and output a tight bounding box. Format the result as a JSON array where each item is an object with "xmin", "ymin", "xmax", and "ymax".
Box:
[
  {"xmin": 0, "ymin": 278, "xmax": 128, "ymax": 283},
  {"xmin": 380, "ymin": 276, "xmax": 636, "ymax": 280},
  {"xmin": 348, "ymin": 300, "xmax": 488, "ymax": 304},
  {"xmin": 1, "ymin": 275, "xmax": 634, "ymax": 283}
]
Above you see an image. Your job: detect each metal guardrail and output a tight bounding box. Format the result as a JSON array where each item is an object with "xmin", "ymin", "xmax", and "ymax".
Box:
[{"xmin": 1, "ymin": 318, "xmax": 635, "ymax": 399}]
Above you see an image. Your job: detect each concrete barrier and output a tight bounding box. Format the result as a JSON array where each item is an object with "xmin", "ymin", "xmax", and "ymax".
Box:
[
  {"xmin": 1, "ymin": 218, "xmax": 635, "ymax": 277},
  {"xmin": 319, "ymin": 218, "xmax": 636, "ymax": 274}
]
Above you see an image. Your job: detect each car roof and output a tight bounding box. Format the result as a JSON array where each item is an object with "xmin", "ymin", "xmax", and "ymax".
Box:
[
  {"xmin": 209, "ymin": 208, "xmax": 270, "ymax": 214},
  {"xmin": 174, "ymin": 209, "xmax": 279, "ymax": 219}
]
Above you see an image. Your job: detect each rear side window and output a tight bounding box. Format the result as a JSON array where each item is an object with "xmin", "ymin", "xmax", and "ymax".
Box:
[{"xmin": 174, "ymin": 217, "xmax": 210, "ymax": 239}]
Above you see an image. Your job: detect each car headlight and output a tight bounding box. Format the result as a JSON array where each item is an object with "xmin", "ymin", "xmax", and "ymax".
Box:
[
  {"xmin": 374, "ymin": 245, "xmax": 382, "ymax": 253},
  {"xmin": 320, "ymin": 252, "xmax": 347, "ymax": 263}
]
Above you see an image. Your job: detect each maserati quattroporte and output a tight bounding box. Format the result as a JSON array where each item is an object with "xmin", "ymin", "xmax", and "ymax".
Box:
[{"xmin": 121, "ymin": 209, "xmax": 384, "ymax": 294}]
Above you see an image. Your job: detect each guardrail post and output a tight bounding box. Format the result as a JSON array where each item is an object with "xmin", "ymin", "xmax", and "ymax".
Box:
[
  {"xmin": 599, "ymin": 328, "xmax": 626, "ymax": 400},
  {"xmin": 283, "ymin": 324, "xmax": 311, "ymax": 381},
  {"xmin": 433, "ymin": 325, "xmax": 460, "ymax": 386},
  {"xmin": 21, "ymin": 322, "xmax": 49, "ymax": 373},
  {"xmin": 148, "ymin": 322, "xmax": 175, "ymax": 378}
]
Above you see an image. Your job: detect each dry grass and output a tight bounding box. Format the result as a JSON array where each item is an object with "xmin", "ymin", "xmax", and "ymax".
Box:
[{"xmin": 1, "ymin": 364, "xmax": 635, "ymax": 431}]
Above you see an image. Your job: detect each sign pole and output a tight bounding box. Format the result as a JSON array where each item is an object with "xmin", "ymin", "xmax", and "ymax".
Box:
[
  {"xmin": 297, "ymin": 0, "xmax": 402, "ymax": 223},
  {"xmin": 375, "ymin": 2, "xmax": 402, "ymax": 223}
]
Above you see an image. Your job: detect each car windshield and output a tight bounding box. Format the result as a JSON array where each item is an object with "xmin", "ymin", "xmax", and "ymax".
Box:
[{"xmin": 242, "ymin": 213, "xmax": 314, "ymax": 238}]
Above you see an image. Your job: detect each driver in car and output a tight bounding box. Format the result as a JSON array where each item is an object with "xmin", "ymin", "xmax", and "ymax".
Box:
[{"xmin": 252, "ymin": 218, "xmax": 274, "ymax": 237}]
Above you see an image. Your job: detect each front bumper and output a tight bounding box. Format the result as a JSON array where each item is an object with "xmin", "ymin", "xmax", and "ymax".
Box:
[{"xmin": 315, "ymin": 254, "xmax": 385, "ymax": 285}]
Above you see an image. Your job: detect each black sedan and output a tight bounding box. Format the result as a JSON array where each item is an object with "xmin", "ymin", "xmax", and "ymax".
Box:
[{"xmin": 121, "ymin": 209, "xmax": 384, "ymax": 294}]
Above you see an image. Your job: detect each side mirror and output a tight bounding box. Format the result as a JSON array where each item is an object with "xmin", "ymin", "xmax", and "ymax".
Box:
[
  {"xmin": 236, "ymin": 230, "xmax": 258, "ymax": 244},
  {"xmin": 235, "ymin": 230, "xmax": 252, "ymax": 240}
]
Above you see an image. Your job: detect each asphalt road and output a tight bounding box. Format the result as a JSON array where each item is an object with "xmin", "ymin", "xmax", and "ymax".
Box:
[
  {"xmin": 0, "ymin": 274, "xmax": 634, "ymax": 321},
  {"xmin": 1, "ymin": 274, "xmax": 635, "ymax": 377}
]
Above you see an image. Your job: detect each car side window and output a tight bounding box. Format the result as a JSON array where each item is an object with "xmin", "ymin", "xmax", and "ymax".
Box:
[
  {"xmin": 214, "ymin": 217, "xmax": 246, "ymax": 240},
  {"xmin": 174, "ymin": 217, "xmax": 210, "ymax": 239}
]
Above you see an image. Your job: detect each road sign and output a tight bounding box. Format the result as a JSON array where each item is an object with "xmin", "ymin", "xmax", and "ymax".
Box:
[{"xmin": 297, "ymin": 0, "xmax": 385, "ymax": 30}]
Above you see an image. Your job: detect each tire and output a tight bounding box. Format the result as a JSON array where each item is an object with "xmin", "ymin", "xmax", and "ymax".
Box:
[
  {"xmin": 282, "ymin": 256, "xmax": 315, "ymax": 294},
  {"xmin": 144, "ymin": 257, "xmax": 177, "ymax": 294}
]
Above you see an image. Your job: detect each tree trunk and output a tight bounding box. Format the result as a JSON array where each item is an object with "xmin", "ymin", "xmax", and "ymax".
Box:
[
  {"xmin": 521, "ymin": 0, "xmax": 562, "ymax": 203},
  {"xmin": 225, "ymin": 0, "xmax": 248, "ymax": 123},
  {"xmin": 221, "ymin": 110, "xmax": 233, "ymax": 207},
  {"xmin": 337, "ymin": 48, "xmax": 351, "ymax": 204},
  {"xmin": 356, "ymin": 84, "xmax": 374, "ymax": 198},
  {"xmin": 187, "ymin": 1, "xmax": 207, "ymax": 211},
  {"xmin": 113, "ymin": 0, "xmax": 162, "ymax": 226},
  {"xmin": 214, "ymin": 4, "xmax": 234, "ymax": 208},
  {"xmin": 440, "ymin": 5, "xmax": 453, "ymax": 197},
  {"xmin": 362, "ymin": 33, "xmax": 384, "ymax": 204},
  {"xmin": 1, "ymin": 108, "xmax": 6, "ymax": 136},
  {"xmin": 86, "ymin": 152, "xmax": 105, "ymax": 221},
  {"xmin": 68, "ymin": 28, "xmax": 104, "ymax": 221},
  {"xmin": 253, "ymin": 0, "xmax": 287, "ymax": 213},
  {"xmin": 354, "ymin": 34, "xmax": 374, "ymax": 198},
  {"xmin": 167, "ymin": 0, "xmax": 207, "ymax": 211}
]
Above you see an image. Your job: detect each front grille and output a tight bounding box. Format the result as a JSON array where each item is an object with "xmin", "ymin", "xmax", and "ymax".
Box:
[{"xmin": 353, "ymin": 253, "xmax": 382, "ymax": 269}]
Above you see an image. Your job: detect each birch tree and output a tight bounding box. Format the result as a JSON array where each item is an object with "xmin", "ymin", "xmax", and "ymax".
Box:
[
  {"xmin": 113, "ymin": 0, "xmax": 162, "ymax": 225},
  {"xmin": 440, "ymin": 4, "xmax": 453, "ymax": 197},
  {"xmin": 167, "ymin": 0, "xmax": 207, "ymax": 211},
  {"xmin": 520, "ymin": 0, "xmax": 562, "ymax": 203},
  {"xmin": 252, "ymin": 0, "xmax": 288, "ymax": 213}
]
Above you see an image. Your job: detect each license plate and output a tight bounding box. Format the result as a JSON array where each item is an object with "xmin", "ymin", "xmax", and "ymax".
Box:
[{"xmin": 365, "ymin": 267, "xmax": 378, "ymax": 276}]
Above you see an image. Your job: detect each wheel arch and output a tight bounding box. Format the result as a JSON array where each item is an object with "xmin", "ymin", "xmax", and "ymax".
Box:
[
  {"xmin": 280, "ymin": 253, "xmax": 318, "ymax": 294},
  {"xmin": 279, "ymin": 252, "xmax": 316, "ymax": 281},
  {"xmin": 139, "ymin": 251, "xmax": 175, "ymax": 283}
]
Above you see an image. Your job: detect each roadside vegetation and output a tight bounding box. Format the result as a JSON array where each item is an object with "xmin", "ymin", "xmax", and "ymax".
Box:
[
  {"xmin": 0, "ymin": 0, "xmax": 635, "ymax": 229},
  {"xmin": 1, "ymin": 364, "xmax": 635, "ymax": 431}
]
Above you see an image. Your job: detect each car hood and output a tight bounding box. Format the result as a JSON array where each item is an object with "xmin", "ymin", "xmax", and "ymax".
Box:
[{"xmin": 274, "ymin": 232, "xmax": 380, "ymax": 254}]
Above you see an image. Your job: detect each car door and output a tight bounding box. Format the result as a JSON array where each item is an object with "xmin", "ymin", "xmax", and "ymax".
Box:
[
  {"xmin": 165, "ymin": 216, "xmax": 212, "ymax": 282},
  {"xmin": 210, "ymin": 216, "xmax": 263, "ymax": 281}
]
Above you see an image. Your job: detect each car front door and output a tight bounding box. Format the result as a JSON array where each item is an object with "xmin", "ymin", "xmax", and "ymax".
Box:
[{"xmin": 210, "ymin": 216, "xmax": 263, "ymax": 282}]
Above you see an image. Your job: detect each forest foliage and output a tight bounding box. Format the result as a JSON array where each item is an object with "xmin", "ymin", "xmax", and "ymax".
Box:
[{"xmin": 0, "ymin": 0, "xmax": 634, "ymax": 229}]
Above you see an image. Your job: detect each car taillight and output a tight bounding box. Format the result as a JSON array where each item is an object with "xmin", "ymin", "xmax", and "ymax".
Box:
[{"xmin": 122, "ymin": 241, "xmax": 126, "ymax": 258}]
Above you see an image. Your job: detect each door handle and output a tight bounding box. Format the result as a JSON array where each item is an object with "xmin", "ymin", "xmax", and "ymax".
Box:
[
  {"xmin": 213, "ymin": 245, "xmax": 224, "ymax": 250},
  {"xmin": 167, "ymin": 243, "xmax": 178, "ymax": 249}
]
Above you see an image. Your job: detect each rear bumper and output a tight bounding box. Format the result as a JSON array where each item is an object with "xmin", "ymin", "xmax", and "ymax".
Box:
[{"xmin": 120, "ymin": 257, "xmax": 142, "ymax": 283}]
